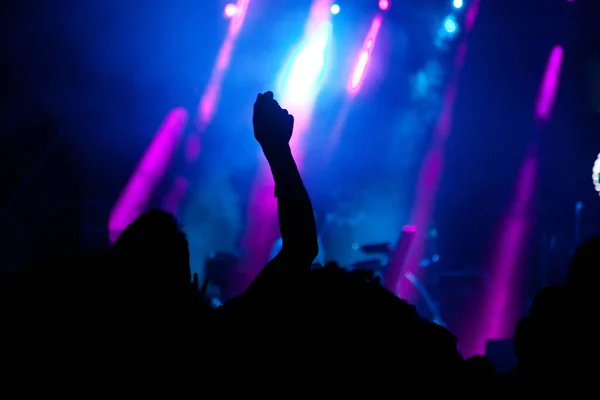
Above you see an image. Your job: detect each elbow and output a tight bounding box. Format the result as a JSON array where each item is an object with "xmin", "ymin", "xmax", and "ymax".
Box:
[
  {"xmin": 304, "ymin": 236, "xmax": 319, "ymax": 265},
  {"xmin": 282, "ymin": 239, "xmax": 319, "ymax": 266},
  {"xmin": 307, "ymin": 241, "xmax": 319, "ymax": 264}
]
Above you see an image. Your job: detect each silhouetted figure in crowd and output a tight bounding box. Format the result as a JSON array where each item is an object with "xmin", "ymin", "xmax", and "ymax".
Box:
[
  {"xmin": 566, "ymin": 235, "xmax": 600, "ymax": 312},
  {"xmin": 512, "ymin": 236, "xmax": 600, "ymax": 393},
  {"xmin": 213, "ymin": 93, "xmax": 464, "ymax": 393},
  {"xmin": 464, "ymin": 355, "xmax": 497, "ymax": 391},
  {"xmin": 222, "ymin": 92, "xmax": 318, "ymax": 306},
  {"xmin": 269, "ymin": 212, "xmax": 325, "ymax": 265},
  {"xmin": 112, "ymin": 209, "xmax": 191, "ymax": 304},
  {"xmin": 4, "ymin": 90, "xmax": 478, "ymax": 394}
]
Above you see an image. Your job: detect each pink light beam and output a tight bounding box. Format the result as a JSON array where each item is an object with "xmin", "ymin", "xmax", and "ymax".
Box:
[
  {"xmin": 198, "ymin": 0, "xmax": 251, "ymax": 128},
  {"xmin": 108, "ymin": 108, "xmax": 189, "ymax": 243},
  {"xmin": 347, "ymin": 15, "xmax": 382, "ymax": 96},
  {"xmin": 469, "ymin": 45, "xmax": 564, "ymax": 356},
  {"xmin": 399, "ymin": 0, "xmax": 479, "ymax": 303},
  {"xmin": 161, "ymin": 0, "xmax": 251, "ymax": 215}
]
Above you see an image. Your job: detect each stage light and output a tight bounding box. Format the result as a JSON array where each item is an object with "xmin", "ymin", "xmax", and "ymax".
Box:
[
  {"xmin": 592, "ymin": 153, "xmax": 600, "ymax": 194},
  {"xmin": 347, "ymin": 14, "xmax": 382, "ymax": 95},
  {"xmin": 453, "ymin": 0, "xmax": 464, "ymax": 9},
  {"xmin": 443, "ymin": 15, "xmax": 457, "ymax": 33},
  {"xmin": 281, "ymin": 22, "xmax": 332, "ymax": 104},
  {"xmin": 378, "ymin": 0, "xmax": 390, "ymax": 11},
  {"xmin": 350, "ymin": 51, "xmax": 370, "ymax": 90},
  {"xmin": 330, "ymin": 4, "xmax": 340, "ymax": 14},
  {"xmin": 224, "ymin": 3, "xmax": 238, "ymax": 18},
  {"xmin": 435, "ymin": 14, "xmax": 459, "ymax": 46}
]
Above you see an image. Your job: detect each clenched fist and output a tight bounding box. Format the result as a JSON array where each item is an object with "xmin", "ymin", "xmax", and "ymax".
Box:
[{"xmin": 252, "ymin": 91, "xmax": 294, "ymax": 150}]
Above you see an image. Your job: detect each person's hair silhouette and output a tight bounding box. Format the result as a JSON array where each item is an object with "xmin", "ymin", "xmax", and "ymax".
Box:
[{"xmin": 112, "ymin": 209, "xmax": 191, "ymax": 298}]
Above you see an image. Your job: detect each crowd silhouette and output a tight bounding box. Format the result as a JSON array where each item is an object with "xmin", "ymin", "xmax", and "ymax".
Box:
[{"xmin": 2, "ymin": 91, "xmax": 598, "ymax": 394}]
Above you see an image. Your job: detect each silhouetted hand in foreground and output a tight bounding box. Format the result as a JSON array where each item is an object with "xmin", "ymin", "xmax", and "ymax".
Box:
[
  {"xmin": 253, "ymin": 91, "xmax": 294, "ymax": 151},
  {"xmin": 239, "ymin": 91, "xmax": 317, "ymax": 286}
]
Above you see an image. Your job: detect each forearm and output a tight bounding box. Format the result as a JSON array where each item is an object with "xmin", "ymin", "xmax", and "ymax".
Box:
[{"xmin": 263, "ymin": 144, "xmax": 318, "ymax": 262}]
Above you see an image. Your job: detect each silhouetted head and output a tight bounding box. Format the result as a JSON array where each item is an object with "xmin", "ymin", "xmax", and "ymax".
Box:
[
  {"xmin": 113, "ymin": 210, "xmax": 191, "ymax": 295},
  {"xmin": 515, "ymin": 285, "xmax": 573, "ymax": 375},
  {"xmin": 568, "ymin": 235, "xmax": 600, "ymax": 284},
  {"xmin": 529, "ymin": 284, "xmax": 568, "ymax": 318},
  {"xmin": 567, "ymin": 236, "xmax": 600, "ymax": 310},
  {"xmin": 464, "ymin": 355, "xmax": 495, "ymax": 374}
]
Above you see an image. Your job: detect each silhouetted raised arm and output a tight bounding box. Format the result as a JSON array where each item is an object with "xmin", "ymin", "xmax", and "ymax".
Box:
[
  {"xmin": 264, "ymin": 143, "xmax": 318, "ymax": 266},
  {"xmin": 253, "ymin": 91, "xmax": 318, "ymax": 275}
]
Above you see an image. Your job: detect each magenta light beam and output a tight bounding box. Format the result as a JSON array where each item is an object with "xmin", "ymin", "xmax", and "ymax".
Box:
[
  {"xmin": 399, "ymin": 0, "xmax": 480, "ymax": 304},
  {"xmin": 108, "ymin": 108, "xmax": 189, "ymax": 243},
  {"xmin": 347, "ymin": 15, "xmax": 382, "ymax": 96},
  {"xmin": 325, "ymin": 14, "xmax": 383, "ymax": 163},
  {"xmin": 469, "ymin": 45, "xmax": 564, "ymax": 356},
  {"xmin": 162, "ymin": 0, "xmax": 251, "ymax": 214},
  {"xmin": 535, "ymin": 45, "xmax": 564, "ymax": 124}
]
